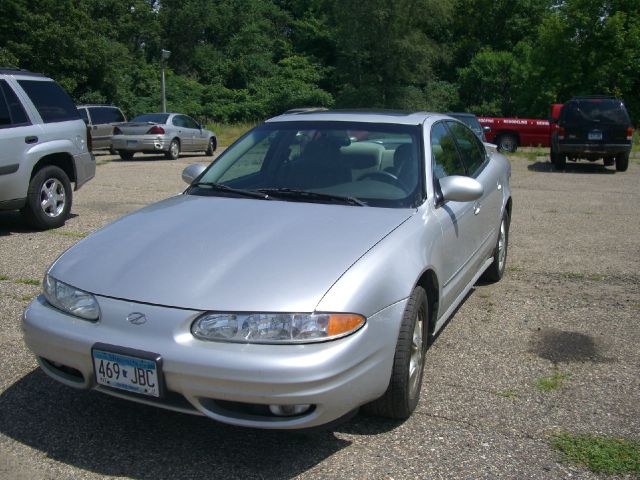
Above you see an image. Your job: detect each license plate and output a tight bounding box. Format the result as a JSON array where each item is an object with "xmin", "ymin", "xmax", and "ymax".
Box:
[
  {"xmin": 127, "ymin": 140, "xmax": 137, "ymax": 146},
  {"xmin": 92, "ymin": 344, "xmax": 162, "ymax": 398},
  {"xmin": 588, "ymin": 131, "xmax": 602, "ymax": 141}
]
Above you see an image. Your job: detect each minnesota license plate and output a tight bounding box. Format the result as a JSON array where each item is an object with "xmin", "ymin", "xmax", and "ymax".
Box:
[
  {"xmin": 588, "ymin": 131, "xmax": 602, "ymax": 141},
  {"xmin": 92, "ymin": 344, "xmax": 162, "ymax": 398}
]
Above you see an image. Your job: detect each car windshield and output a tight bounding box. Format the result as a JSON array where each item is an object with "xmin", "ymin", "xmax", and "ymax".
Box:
[
  {"xmin": 564, "ymin": 99, "xmax": 630, "ymax": 125},
  {"xmin": 190, "ymin": 121, "xmax": 423, "ymax": 208},
  {"xmin": 131, "ymin": 113, "xmax": 169, "ymax": 124}
]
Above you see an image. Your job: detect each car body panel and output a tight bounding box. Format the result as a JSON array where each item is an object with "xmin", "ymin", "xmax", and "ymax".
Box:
[{"xmin": 49, "ymin": 194, "xmax": 413, "ymax": 312}]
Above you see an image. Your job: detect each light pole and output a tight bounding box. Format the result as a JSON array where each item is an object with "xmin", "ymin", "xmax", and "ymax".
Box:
[{"xmin": 160, "ymin": 49, "xmax": 171, "ymax": 113}]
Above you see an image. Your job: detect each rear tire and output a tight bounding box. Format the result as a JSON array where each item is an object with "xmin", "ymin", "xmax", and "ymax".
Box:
[
  {"xmin": 482, "ymin": 210, "xmax": 510, "ymax": 282},
  {"xmin": 118, "ymin": 151, "xmax": 134, "ymax": 161},
  {"xmin": 615, "ymin": 152, "xmax": 629, "ymax": 172},
  {"xmin": 552, "ymin": 149, "xmax": 566, "ymax": 170},
  {"xmin": 497, "ymin": 134, "xmax": 518, "ymax": 153},
  {"xmin": 205, "ymin": 137, "xmax": 216, "ymax": 156},
  {"xmin": 362, "ymin": 286, "xmax": 428, "ymax": 419},
  {"xmin": 21, "ymin": 166, "xmax": 72, "ymax": 230},
  {"xmin": 165, "ymin": 139, "xmax": 180, "ymax": 160}
]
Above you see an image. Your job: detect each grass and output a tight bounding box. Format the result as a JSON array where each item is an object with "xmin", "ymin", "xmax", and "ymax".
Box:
[
  {"xmin": 207, "ymin": 122, "xmax": 256, "ymax": 147},
  {"xmin": 507, "ymin": 264, "xmax": 524, "ymax": 272},
  {"xmin": 49, "ymin": 230, "xmax": 88, "ymax": 238},
  {"xmin": 14, "ymin": 278, "xmax": 40, "ymax": 286},
  {"xmin": 493, "ymin": 389, "xmax": 518, "ymax": 400},
  {"xmin": 0, "ymin": 275, "xmax": 8, "ymax": 281},
  {"xmin": 562, "ymin": 271, "xmax": 585, "ymax": 280},
  {"xmin": 588, "ymin": 274, "xmax": 607, "ymax": 281},
  {"xmin": 18, "ymin": 294, "xmax": 34, "ymax": 302},
  {"xmin": 551, "ymin": 432, "xmax": 640, "ymax": 475},
  {"xmin": 536, "ymin": 370, "xmax": 570, "ymax": 392}
]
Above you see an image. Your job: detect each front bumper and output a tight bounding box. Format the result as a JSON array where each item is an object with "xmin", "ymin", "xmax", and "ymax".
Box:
[
  {"xmin": 111, "ymin": 135, "xmax": 171, "ymax": 153},
  {"xmin": 22, "ymin": 295, "xmax": 404, "ymax": 429}
]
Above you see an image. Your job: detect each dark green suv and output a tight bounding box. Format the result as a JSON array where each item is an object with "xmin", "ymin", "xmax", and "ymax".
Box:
[{"xmin": 550, "ymin": 96, "xmax": 633, "ymax": 171}]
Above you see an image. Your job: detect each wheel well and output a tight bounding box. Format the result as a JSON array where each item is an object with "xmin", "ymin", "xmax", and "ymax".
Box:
[
  {"xmin": 416, "ymin": 269, "xmax": 439, "ymax": 337},
  {"xmin": 31, "ymin": 153, "xmax": 76, "ymax": 184},
  {"xmin": 497, "ymin": 131, "xmax": 520, "ymax": 145},
  {"xmin": 505, "ymin": 196, "xmax": 513, "ymax": 223}
]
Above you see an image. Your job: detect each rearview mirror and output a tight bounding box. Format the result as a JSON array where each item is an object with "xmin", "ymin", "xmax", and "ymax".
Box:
[
  {"xmin": 182, "ymin": 163, "xmax": 207, "ymax": 185},
  {"xmin": 439, "ymin": 176, "xmax": 483, "ymax": 203}
]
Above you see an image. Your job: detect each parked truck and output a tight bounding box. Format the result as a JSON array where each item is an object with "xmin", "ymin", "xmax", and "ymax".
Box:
[{"xmin": 478, "ymin": 104, "xmax": 563, "ymax": 152}]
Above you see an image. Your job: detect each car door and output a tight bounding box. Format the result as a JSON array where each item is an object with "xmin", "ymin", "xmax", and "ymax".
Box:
[
  {"xmin": 0, "ymin": 79, "xmax": 35, "ymax": 203},
  {"xmin": 429, "ymin": 121, "xmax": 478, "ymax": 312},
  {"xmin": 183, "ymin": 115, "xmax": 207, "ymax": 150},
  {"xmin": 171, "ymin": 115, "xmax": 192, "ymax": 151},
  {"xmin": 446, "ymin": 120, "xmax": 502, "ymax": 269}
]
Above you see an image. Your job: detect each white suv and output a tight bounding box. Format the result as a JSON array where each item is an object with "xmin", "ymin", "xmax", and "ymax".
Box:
[{"xmin": 0, "ymin": 68, "xmax": 95, "ymax": 229}]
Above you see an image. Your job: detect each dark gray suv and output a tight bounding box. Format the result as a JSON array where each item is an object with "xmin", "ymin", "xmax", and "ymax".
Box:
[
  {"xmin": 551, "ymin": 96, "xmax": 633, "ymax": 171},
  {"xmin": 77, "ymin": 104, "xmax": 126, "ymax": 152}
]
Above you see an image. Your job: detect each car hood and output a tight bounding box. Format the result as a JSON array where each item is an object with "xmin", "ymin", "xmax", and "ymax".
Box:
[{"xmin": 50, "ymin": 195, "xmax": 413, "ymax": 312}]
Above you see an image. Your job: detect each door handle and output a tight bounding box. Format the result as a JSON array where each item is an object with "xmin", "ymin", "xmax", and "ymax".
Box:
[
  {"xmin": 473, "ymin": 202, "xmax": 481, "ymax": 215},
  {"xmin": 25, "ymin": 136, "xmax": 38, "ymax": 144}
]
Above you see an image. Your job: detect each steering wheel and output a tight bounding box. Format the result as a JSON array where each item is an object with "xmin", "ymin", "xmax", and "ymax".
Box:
[{"xmin": 358, "ymin": 171, "xmax": 408, "ymax": 191}]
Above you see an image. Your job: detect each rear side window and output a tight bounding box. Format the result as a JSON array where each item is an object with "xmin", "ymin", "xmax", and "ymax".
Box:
[
  {"xmin": 88, "ymin": 106, "xmax": 125, "ymax": 124},
  {"xmin": 0, "ymin": 80, "xmax": 30, "ymax": 127},
  {"xmin": 447, "ymin": 121, "xmax": 486, "ymax": 176},
  {"xmin": 18, "ymin": 80, "xmax": 80, "ymax": 123},
  {"xmin": 563, "ymin": 99, "xmax": 631, "ymax": 125},
  {"xmin": 431, "ymin": 122, "xmax": 465, "ymax": 180}
]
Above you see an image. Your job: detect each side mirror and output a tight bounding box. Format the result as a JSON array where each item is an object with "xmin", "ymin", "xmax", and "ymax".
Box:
[
  {"xmin": 439, "ymin": 176, "xmax": 483, "ymax": 203},
  {"xmin": 182, "ymin": 163, "xmax": 207, "ymax": 185}
]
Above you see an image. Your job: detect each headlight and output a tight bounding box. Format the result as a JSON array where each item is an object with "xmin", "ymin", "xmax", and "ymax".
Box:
[
  {"xmin": 43, "ymin": 274, "xmax": 100, "ymax": 321},
  {"xmin": 191, "ymin": 312, "xmax": 365, "ymax": 344}
]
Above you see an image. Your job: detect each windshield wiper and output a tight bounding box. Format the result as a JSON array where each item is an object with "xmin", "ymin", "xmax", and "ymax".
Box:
[
  {"xmin": 256, "ymin": 188, "xmax": 366, "ymax": 206},
  {"xmin": 189, "ymin": 182, "xmax": 270, "ymax": 200}
]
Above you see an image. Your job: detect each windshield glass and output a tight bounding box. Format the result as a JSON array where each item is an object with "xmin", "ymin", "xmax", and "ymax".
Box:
[
  {"xmin": 131, "ymin": 113, "xmax": 170, "ymax": 124},
  {"xmin": 192, "ymin": 121, "xmax": 423, "ymax": 208},
  {"xmin": 564, "ymin": 99, "xmax": 630, "ymax": 125}
]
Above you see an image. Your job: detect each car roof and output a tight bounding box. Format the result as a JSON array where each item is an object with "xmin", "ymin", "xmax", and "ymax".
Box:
[
  {"xmin": 267, "ymin": 109, "xmax": 438, "ymax": 125},
  {"xmin": 0, "ymin": 68, "xmax": 48, "ymax": 78},
  {"xmin": 447, "ymin": 112, "xmax": 478, "ymax": 118},
  {"xmin": 77, "ymin": 104, "xmax": 121, "ymax": 108}
]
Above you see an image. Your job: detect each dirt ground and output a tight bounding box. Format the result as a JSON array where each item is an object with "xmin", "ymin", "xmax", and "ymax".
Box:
[{"xmin": 0, "ymin": 150, "xmax": 638, "ymax": 479}]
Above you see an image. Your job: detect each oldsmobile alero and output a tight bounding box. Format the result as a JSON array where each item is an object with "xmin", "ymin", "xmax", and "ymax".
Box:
[{"xmin": 23, "ymin": 110, "xmax": 512, "ymax": 429}]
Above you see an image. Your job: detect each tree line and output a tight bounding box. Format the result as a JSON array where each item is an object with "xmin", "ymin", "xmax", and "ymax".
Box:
[{"xmin": 1, "ymin": 0, "xmax": 638, "ymax": 123}]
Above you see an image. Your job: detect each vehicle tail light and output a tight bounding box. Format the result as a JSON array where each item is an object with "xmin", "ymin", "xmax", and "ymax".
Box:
[
  {"xmin": 86, "ymin": 125, "xmax": 93, "ymax": 151},
  {"xmin": 147, "ymin": 126, "xmax": 165, "ymax": 135},
  {"xmin": 627, "ymin": 127, "xmax": 634, "ymax": 141},
  {"xmin": 558, "ymin": 127, "xmax": 565, "ymax": 141},
  {"xmin": 113, "ymin": 126, "xmax": 123, "ymax": 135}
]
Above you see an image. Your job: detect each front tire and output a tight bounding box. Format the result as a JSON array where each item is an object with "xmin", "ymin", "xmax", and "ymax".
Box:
[
  {"xmin": 21, "ymin": 166, "xmax": 72, "ymax": 230},
  {"xmin": 362, "ymin": 286, "xmax": 428, "ymax": 419},
  {"xmin": 497, "ymin": 134, "xmax": 518, "ymax": 153},
  {"xmin": 482, "ymin": 210, "xmax": 510, "ymax": 282},
  {"xmin": 205, "ymin": 137, "xmax": 216, "ymax": 156},
  {"xmin": 615, "ymin": 152, "xmax": 629, "ymax": 172},
  {"xmin": 165, "ymin": 139, "xmax": 180, "ymax": 160}
]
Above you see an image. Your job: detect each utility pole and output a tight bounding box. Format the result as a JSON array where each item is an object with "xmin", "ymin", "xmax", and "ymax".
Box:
[{"xmin": 160, "ymin": 49, "xmax": 171, "ymax": 112}]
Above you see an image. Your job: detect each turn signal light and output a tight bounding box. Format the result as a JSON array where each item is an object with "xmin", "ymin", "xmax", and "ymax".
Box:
[
  {"xmin": 627, "ymin": 127, "xmax": 634, "ymax": 141},
  {"xmin": 147, "ymin": 126, "xmax": 165, "ymax": 135}
]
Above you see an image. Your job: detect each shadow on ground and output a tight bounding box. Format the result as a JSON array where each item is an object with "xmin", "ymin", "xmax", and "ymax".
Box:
[
  {"xmin": 0, "ymin": 369, "xmax": 401, "ymax": 479},
  {"xmin": 0, "ymin": 212, "xmax": 78, "ymax": 237},
  {"xmin": 527, "ymin": 161, "xmax": 616, "ymax": 174}
]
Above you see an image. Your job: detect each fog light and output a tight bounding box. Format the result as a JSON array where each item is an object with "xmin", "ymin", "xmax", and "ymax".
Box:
[{"xmin": 268, "ymin": 404, "xmax": 311, "ymax": 417}]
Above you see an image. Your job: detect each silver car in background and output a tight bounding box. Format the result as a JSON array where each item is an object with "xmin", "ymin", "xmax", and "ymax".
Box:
[
  {"xmin": 23, "ymin": 111, "xmax": 512, "ymax": 429},
  {"xmin": 111, "ymin": 112, "xmax": 216, "ymax": 160}
]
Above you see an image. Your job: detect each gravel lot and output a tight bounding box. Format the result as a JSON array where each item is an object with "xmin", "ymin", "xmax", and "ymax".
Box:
[{"xmin": 0, "ymin": 151, "xmax": 638, "ymax": 479}]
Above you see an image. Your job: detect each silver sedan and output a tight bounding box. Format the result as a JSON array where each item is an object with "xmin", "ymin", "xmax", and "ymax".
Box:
[
  {"xmin": 111, "ymin": 112, "xmax": 216, "ymax": 160},
  {"xmin": 23, "ymin": 111, "xmax": 512, "ymax": 429}
]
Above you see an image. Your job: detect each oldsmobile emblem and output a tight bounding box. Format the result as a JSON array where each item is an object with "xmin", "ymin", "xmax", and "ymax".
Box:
[{"xmin": 126, "ymin": 312, "xmax": 147, "ymax": 325}]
